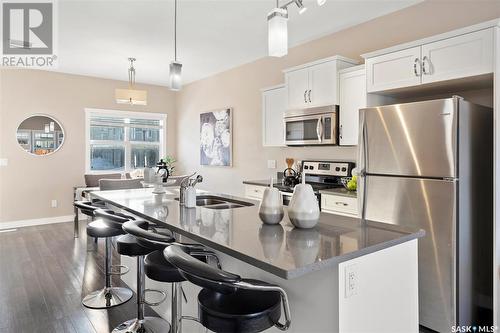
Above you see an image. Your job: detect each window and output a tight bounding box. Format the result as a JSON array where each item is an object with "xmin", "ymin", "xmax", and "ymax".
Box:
[{"xmin": 85, "ymin": 109, "xmax": 166, "ymax": 173}]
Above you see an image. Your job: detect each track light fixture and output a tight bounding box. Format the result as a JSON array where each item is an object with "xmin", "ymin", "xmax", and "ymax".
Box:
[{"xmin": 268, "ymin": 0, "xmax": 326, "ymax": 57}]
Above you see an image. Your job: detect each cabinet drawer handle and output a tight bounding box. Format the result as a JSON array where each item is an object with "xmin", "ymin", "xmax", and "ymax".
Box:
[
  {"xmin": 422, "ymin": 56, "xmax": 429, "ymax": 75},
  {"xmin": 335, "ymin": 201, "xmax": 348, "ymax": 206},
  {"xmin": 413, "ymin": 58, "xmax": 421, "ymax": 77},
  {"xmin": 308, "ymin": 90, "xmax": 311, "ymax": 103},
  {"xmin": 304, "ymin": 90, "xmax": 307, "ymax": 103}
]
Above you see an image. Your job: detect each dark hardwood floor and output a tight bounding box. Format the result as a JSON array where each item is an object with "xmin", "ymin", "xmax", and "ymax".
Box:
[
  {"xmin": 0, "ymin": 221, "xmax": 159, "ymax": 333},
  {"xmin": 0, "ymin": 220, "xmax": 437, "ymax": 333}
]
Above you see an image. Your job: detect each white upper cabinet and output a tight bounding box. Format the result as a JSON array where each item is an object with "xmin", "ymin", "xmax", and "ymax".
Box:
[
  {"xmin": 421, "ymin": 29, "xmax": 493, "ymax": 84},
  {"xmin": 366, "ymin": 46, "xmax": 421, "ymax": 93},
  {"xmin": 262, "ymin": 85, "xmax": 286, "ymax": 147},
  {"xmin": 339, "ymin": 65, "xmax": 366, "ymax": 146},
  {"xmin": 309, "ymin": 61, "xmax": 339, "ymax": 108},
  {"xmin": 285, "ymin": 69, "xmax": 309, "ymax": 110},
  {"xmin": 364, "ymin": 27, "xmax": 494, "ymax": 93},
  {"xmin": 284, "ymin": 56, "xmax": 358, "ymax": 110}
]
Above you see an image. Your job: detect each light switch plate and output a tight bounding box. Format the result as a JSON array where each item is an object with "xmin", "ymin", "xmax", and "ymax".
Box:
[
  {"xmin": 0, "ymin": 158, "xmax": 7, "ymax": 167},
  {"xmin": 267, "ymin": 160, "xmax": 276, "ymax": 169}
]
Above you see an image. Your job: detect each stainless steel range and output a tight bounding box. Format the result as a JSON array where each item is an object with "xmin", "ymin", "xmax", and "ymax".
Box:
[{"xmin": 276, "ymin": 160, "xmax": 355, "ymax": 207}]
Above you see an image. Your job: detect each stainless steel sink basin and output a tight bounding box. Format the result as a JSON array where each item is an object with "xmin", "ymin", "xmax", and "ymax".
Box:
[
  {"xmin": 175, "ymin": 195, "xmax": 254, "ymax": 209},
  {"xmin": 196, "ymin": 198, "xmax": 226, "ymax": 206}
]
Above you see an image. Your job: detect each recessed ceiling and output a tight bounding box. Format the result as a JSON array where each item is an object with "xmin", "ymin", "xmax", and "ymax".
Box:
[{"xmin": 54, "ymin": 0, "xmax": 421, "ymax": 87}]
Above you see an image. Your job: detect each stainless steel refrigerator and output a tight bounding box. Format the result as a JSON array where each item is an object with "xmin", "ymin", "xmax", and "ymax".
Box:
[{"xmin": 358, "ymin": 97, "xmax": 493, "ymax": 332}]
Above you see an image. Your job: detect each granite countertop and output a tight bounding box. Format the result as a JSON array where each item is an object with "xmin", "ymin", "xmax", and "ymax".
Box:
[
  {"xmin": 243, "ymin": 179, "xmax": 357, "ymax": 198},
  {"xmin": 243, "ymin": 179, "xmax": 279, "ymax": 187},
  {"xmin": 92, "ymin": 188, "xmax": 424, "ymax": 279}
]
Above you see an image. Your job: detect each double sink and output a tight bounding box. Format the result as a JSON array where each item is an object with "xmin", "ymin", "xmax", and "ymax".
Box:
[{"xmin": 177, "ymin": 195, "xmax": 254, "ymax": 210}]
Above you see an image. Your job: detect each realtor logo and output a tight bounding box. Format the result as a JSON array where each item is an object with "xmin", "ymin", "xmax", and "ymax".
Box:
[{"xmin": 2, "ymin": 1, "xmax": 56, "ymax": 67}]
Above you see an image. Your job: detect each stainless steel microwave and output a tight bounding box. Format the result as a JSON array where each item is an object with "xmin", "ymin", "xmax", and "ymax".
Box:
[{"xmin": 284, "ymin": 105, "xmax": 338, "ymax": 146}]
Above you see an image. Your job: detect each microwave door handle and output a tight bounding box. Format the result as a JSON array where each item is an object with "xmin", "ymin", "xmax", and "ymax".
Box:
[{"xmin": 316, "ymin": 117, "xmax": 323, "ymax": 142}]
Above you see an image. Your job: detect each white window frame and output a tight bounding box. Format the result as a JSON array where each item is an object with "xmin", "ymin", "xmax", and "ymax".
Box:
[{"xmin": 85, "ymin": 108, "xmax": 167, "ymax": 174}]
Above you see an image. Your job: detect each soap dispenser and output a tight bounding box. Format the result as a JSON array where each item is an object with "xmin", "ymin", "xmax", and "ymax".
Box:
[
  {"xmin": 288, "ymin": 175, "xmax": 320, "ymax": 228},
  {"xmin": 258, "ymin": 177, "xmax": 284, "ymax": 225}
]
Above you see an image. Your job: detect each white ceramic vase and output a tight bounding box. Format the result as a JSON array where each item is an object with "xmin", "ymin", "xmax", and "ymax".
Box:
[
  {"xmin": 259, "ymin": 180, "xmax": 284, "ymax": 225},
  {"xmin": 288, "ymin": 177, "xmax": 320, "ymax": 229}
]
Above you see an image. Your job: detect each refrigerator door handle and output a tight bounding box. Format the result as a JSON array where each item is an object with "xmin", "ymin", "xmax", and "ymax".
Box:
[{"xmin": 357, "ymin": 110, "xmax": 367, "ymax": 220}]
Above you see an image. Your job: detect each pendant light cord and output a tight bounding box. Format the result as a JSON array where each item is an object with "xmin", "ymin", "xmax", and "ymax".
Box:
[{"xmin": 174, "ymin": 0, "xmax": 177, "ymax": 62}]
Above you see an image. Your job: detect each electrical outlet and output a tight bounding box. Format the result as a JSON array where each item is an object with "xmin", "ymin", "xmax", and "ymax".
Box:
[
  {"xmin": 51, "ymin": 200, "xmax": 58, "ymax": 208},
  {"xmin": 267, "ymin": 160, "xmax": 276, "ymax": 169},
  {"xmin": 345, "ymin": 264, "xmax": 358, "ymax": 298}
]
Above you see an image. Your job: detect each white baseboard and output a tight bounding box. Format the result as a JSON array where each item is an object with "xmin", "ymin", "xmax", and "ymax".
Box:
[{"xmin": 0, "ymin": 215, "xmax": 77, "ymax": 230}]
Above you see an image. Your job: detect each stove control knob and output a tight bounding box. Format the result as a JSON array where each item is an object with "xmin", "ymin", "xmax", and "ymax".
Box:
[
  {"xmin": 335, "ymin": 167, "xmax": 340, "ymax": 171},
  {"xmin": 341, "ymin": 167, "xmax": 347, "ymax": 172},
  {"xmin": 310, "ymin": 166, "xmax": 314, "ymax": 170},
  {"xmin": 304, "ymin": 166, "xmax": 309, "ymax": 169}
]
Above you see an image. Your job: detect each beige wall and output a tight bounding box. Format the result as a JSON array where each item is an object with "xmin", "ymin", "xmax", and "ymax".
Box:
[
  {"xmin": 0, "ymin": 69, "xmax": 176, "ymax": 222},
  {"xmin": 1, "ymin": 1, "xmax": 500, "ymax": 223},
  {"xmin": 175, "ymin": 1, "xmax": 500, "ymax": 196}
]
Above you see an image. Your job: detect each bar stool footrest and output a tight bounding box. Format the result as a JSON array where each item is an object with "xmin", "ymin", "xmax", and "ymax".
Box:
[
  {"xmin": 112, "ymin": 317, "xmax": 171, "ymax": 333},
  {"xmin": 144, "ymin": 289, "xmax": 168, "ymax": 306},
  {"xmin": 109, "ymin": 264, "xmax": 130, "ymax": 276}
]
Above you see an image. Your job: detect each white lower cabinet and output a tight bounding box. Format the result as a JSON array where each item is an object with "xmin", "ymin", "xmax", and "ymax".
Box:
[
  {"xmin": 244, "ymin": 184, "xmax": 266, "ymax": 200},
  {"xmin": 321, "ymin": 193, "xmax": 358, "ymax": 216}
]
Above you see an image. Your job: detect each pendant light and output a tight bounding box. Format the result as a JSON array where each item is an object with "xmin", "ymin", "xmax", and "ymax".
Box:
[
  {"xmin": 115, "ymin": 58, "xmax": 148, "ymax": 105},
  {"xmin": 169, "ymin": 0, "xmax": 182, "ymax": 91},
  {"xmin": 267, "ymin": 0, "xmax": 309, "ymax": 58},
  {"xmin": 268, "ymin": 4, "xmax": 288, "ymax": 57}
]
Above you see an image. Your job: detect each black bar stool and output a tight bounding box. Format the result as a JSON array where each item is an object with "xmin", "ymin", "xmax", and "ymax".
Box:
[
  {"xmin": 122, "ymin": 220, "xmax": 221, "ymax": 333},
  {"xmin": 74, "ymin": 200, "xmax": 106, "ymax": 241},
  {"xmin": 96, "ymin": 211, "xmax": 172, "ymax": 333},
  {"xmin": 81, "ymin": 209, "xmax": 136, "ymax": 309},
  {"xmin": 164, "ymin": 244, "xmax": 292, "ymax": 333}
]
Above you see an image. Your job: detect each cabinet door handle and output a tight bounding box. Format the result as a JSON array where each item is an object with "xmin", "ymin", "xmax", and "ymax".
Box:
[
  {"xmin": 335, "ymin": 201, "xmax": 348, "ymax": 206},
  {"xmin": 339, "ymin": 125, "xmax": 343, "ymax": 139},
  {"xmin": 308, "ymin": 90, "xmax": 312, "ymax": 103},
  {"xmin": 304, "ymin": 90, "xmax": 307, "ymax": 103},
  {"xmin": 422, "ymin": 56, "xmax": 429, "ymax": 75},
  {"xmin": 413, "ymin": 58, "xmax": 421, "ymax": 77}
]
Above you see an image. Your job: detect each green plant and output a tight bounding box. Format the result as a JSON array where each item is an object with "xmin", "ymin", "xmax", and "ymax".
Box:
[{"xmin": 163, "ymin": 155, "xmax": 176, "ymax": 175}]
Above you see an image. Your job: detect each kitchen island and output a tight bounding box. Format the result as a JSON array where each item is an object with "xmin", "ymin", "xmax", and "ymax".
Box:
[{"xmin": 92, "ymin": 187, "xmax": 424, "ymax": 333}]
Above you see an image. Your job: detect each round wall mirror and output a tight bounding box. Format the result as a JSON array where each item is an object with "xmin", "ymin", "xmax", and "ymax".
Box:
[{"xmin": 16, "ymin": 115, "xmax": 65, "ymax": 156}]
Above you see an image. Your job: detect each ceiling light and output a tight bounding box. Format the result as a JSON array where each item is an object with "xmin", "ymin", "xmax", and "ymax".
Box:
[
  {"xmin": 267, "ymin": 7, "xmax": 288, "ymax": 57},
  {"xmin": 169, "ymin": 0, "xmax": 182, "ymax": 91},
  {"xmin": 294, "ymin": 0, "xmax": 307, "ymax": 14},
  {"xmin": 317, "ymin": 0, "xmax": 326, "ymax": 6},
  {"xmin": 115, "ymin": 58, "xmax": 147, "ymax": 105}
]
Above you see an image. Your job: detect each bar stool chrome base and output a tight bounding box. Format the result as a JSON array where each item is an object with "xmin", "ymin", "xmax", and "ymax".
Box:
[
  {"xmin": 112, "ymin": 317, "xmax": 171, "ymax": 333},
  {"xmin": 82, "ymin": 286, "xmax": 133, "ymax": 309}
]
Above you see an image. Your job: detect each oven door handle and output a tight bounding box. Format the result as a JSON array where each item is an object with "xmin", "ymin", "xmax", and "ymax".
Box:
[{"xmin": 316, "ymin": 117, "xmax": 323, "ymax": 142}]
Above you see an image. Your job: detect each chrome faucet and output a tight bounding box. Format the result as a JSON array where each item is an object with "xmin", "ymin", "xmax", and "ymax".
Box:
[{"xmin": 179, "ymin": 174, "xmax": 203, "ymax": 205}]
